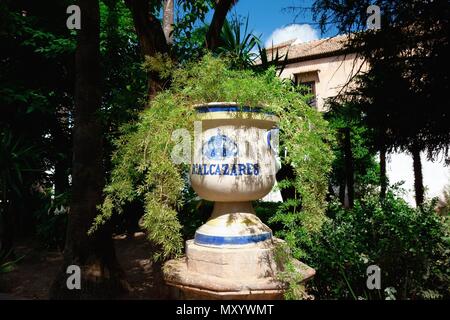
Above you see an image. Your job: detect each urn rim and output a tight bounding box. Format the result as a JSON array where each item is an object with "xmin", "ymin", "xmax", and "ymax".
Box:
[{"xmin": 193, "ymin": 102, "xmax": 279, "ymax": 123}]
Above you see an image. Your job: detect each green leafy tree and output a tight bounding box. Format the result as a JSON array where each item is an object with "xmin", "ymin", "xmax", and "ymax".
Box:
[
  {"xmin": 50, "ymin": 0, "xmax": 127, "ymax": 299},
  {"xmin": 124, "ymin": 0, "xmax": 238, "ymax": 97},
  {"xmin": 325, "ymin": 101, "xmax": 380, "ymax": 208},
  {"xmin": 0, "ymin": 0, "xmax": 75, "ymax": 252},
  {"xmin": 306, "ymin": 0, "xmax": 450, "ymax": 207}
]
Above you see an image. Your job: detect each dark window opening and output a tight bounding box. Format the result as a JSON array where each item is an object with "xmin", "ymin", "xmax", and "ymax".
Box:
[{"xmin": 295, "ymin": 75, "xmax": 317, "ymax": 108}]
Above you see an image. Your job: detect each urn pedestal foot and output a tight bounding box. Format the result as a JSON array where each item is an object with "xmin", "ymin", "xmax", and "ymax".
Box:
[
  {"xmin": 163, "ymin": 238, "xmax": 315, "ymax": 300},
  {"xmin": 194, "ymin": 201, "xmax": 273, "ymax": 247}
]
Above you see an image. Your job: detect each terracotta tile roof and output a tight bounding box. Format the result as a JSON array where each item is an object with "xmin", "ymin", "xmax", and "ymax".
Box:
[
  {"xmin": 265, "ymin": 34, "xmax": 350, "ymax": 62},
  {"xmin": 265, "ymin": 39, "xmax": 296, "ymax": 50}
]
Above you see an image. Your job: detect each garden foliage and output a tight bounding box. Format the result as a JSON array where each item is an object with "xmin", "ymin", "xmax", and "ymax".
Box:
[
  {"xmin": 305, "ymin": 190, "xmax": 450, "ymax": 300},
  {"xmin": 91, "ymin": 54, "xmax": 335, "ymax": 260}
]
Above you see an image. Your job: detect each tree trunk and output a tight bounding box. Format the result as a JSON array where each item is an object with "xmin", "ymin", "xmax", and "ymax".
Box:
[
  {"xmin": 342, "ymin": 128, "xmax": 354, "ymax": 208},
  {"xmin": 339, "ymin": 181, "xmax": 346, "ymax": 206},
  {"xmin": 50, "ymin": 0, "xmax": 126, "ymax": 299},
  {"xmin": 162, "ymin": 0, "xmax": 174, "ymax": 45},
  {"xmin": 205, "ymin": 0, "xmax": 237, "ymax": 50},
  {"xmin": 379, "ymin": 144, "xmax": 387, "ymax": 199},
  {"xmin": 125, "ymin": 0, "xmax": 237, "ymax": 99},
  {"xmin": 54, "ymin": 159, "xmax": 69, "ymax": 197},
  {"xmin": 411, "ymin": 143, "xmax": 424, "ymax": 207},
  {"xmin": 125, "ymin": 0, "xmax": 169, "ymax": 100}
]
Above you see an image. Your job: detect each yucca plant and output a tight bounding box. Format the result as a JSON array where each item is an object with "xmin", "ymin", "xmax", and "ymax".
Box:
[
  {"xmin": 254, "ymin": 40, "xmax": 290, "ymax": 76},
  {"xmin": 0, "ymin": 128, "xmax": 38, "ymax": 259},
  {"xmin": 216, "ymin": 15, "xmax": 260, "ymax": 69}
]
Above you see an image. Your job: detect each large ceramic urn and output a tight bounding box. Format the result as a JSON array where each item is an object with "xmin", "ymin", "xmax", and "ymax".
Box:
[
  {"xmin": 163, "ymin": 102, "xmax": 315, "ymax": 300},
  {"xmin": 190, "ymin": 102, "xmax": 279, "ymax": 247}
]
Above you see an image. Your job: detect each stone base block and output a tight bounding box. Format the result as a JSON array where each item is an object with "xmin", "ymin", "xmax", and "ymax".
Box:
[
  {"xmin": 186, "ymin": 239, "xmax": 279, "ymax": 279},
  {"xmin": 163, "ymin": 238, "xmax": 315, "ymax": 300}
]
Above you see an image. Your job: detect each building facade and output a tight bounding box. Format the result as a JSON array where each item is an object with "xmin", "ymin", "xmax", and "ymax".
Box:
[
  {"xmin": 267, "ymin": 35, "xmax": 448, "ymax": 205},
  {"xmin": 268, "ymin": 35, "xmax": 368, "ymax": 112}
]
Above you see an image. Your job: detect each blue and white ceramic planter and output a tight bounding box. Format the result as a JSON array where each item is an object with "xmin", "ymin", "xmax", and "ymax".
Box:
[{"xmin": 190, "ymin": 102, "xmax": 279, "ymax": 248}]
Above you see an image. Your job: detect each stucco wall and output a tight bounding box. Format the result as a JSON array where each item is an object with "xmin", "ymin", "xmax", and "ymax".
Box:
[{"xmin": 279, "ymin": 53, "xmax": 367, "ymax": 112}]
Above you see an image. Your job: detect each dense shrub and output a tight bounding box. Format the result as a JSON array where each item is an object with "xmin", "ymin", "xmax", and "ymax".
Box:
[{"xmin": 305, "ymin": 190, "xmax": 450, "ymax": 299}]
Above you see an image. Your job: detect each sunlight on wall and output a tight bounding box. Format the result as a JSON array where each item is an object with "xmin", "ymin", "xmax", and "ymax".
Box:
[{"xmin": 386, "ymin": 152, "xmax": 449, "ymax": 205}]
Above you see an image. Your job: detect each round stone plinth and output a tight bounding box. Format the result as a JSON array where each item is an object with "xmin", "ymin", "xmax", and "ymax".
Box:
[{"xmin": 163, "ymin": 238, "xmax": 315, "ymax": 300}]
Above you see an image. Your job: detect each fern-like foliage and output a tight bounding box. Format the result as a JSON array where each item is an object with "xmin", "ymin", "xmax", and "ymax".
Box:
[{"xmin": 90, "ymin": 54, "xmax": 335, "ymax": 260}]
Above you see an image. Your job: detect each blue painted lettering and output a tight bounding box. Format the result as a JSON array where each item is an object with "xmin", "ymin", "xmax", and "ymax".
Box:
[
  {"xmin": 246, "ymin": 163, "xmax": 253, "ymax": 175},
  {"xmin": 222, "ymin": 164, "xmax": 229, "ymax": 175},
  {"xmin": 209, "ymin": 164, "xmax": 216, "ymax": 175},
  {"xmin": 253, "ymin": 163, "xmax": 260, "ymax": 176},
  {"xmin": 191, "ymin": 163, "xmax": 260, "ymax": 176}
]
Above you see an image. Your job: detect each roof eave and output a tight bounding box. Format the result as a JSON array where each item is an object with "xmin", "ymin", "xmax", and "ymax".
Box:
[{"xmin": 279, "ymin": 47, "xmax": 354, "ymax": 65}]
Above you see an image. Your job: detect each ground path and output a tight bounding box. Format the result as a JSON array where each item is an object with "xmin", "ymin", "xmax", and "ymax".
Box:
[{"xmin": 0, "ymin": 233, "xmax": 169, "ymax": 299}]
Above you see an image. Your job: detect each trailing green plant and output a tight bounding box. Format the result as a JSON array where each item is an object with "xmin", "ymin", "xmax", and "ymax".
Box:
[
  {"xmin": 304, "ymin": 189, "xmax": 450, "ymax": 300},
  {"xmin": 270, "ymin": 241, "xmax": 315, "ymax": 300},
  {"xmin": 90, "ymin": 54, "xmax": 335, "ymax": 262}
]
